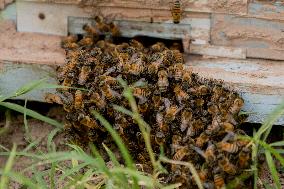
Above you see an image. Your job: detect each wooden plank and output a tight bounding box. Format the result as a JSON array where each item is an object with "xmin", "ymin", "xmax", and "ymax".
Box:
[
  {"xmin": 248, "ymin": 1, "xmax": 284, "ymax": 21},
  {"xmin": 208, "ymin": 0, "xmax": 248, "ymax": 15},
  {"xmin": 0, "ymin": 2, "xmax": 16, "ymax": 21},
  {"xmin": 190, "ymin": 44, "xmax": 246, "ymax": 59},
  {"xmin": 0, "ymin": 61, "xmax": 57, "ymax": 102},
  {"xmin": 211, "ymin": 14, "xmax": 284, "ymax": 60}
]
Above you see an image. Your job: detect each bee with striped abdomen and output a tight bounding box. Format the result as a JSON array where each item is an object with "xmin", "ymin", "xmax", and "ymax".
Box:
[{"xmin": 171, "ymin": 0, "xmax": 182, "ymax": 24}]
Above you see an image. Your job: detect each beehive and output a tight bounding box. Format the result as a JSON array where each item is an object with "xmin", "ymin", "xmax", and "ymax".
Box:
[{"xmin": 0, "ymin": 0, "xmax": 284, "ymax": 124}]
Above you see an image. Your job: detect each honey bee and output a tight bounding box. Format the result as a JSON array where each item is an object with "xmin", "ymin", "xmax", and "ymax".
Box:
[
  {"xmin": 74, "ymin": 90, "xmax": 84, "ymax": 110},
  {"xmin": 79, "ymin": 115, "xmax": 105, "ymax": 131},
  {"xmin": 62, "ymin": 76, "xmax": 73, "ymax": 91},
  {"xmin": 101, "ymin": 84, "xmax": 121, "ymax": 101},
  {"xmin": 218, "ymin": 154, "xmax": 237, "ymax": 175},
  {"xmin": 61, "ymin": 42, "xmax": 79, "ymax": 50},
  {"xmin": 156, "ymin": 112, "xmax": 169, "ymax": 133},
  {"xmin": 157, "ymin": 70, "xmax": 169, "ymax": 92},
  {"xmin": 238, "ymin": 147, "xmax": 251, "ymax": 168},
  {"xmin": 195, "ymin": 132, "xmax": 209, "ymax": 147},
  {"xmin": 217, "ymin": 142, "xmax": 239, "ymax": 153},
  {"xmin": 173, "ymin": 147, "xmax": 188, "ymax": 161},
  {"xmin": 61, "ymin": 92, "xmax": 74, "ymax": 112},
  {"xmin": 164, "ymin": 98, "xmax": 182, "ymax": 122},
  {"xmin": 229, "ymin": 98, "xmax": 244, "ymax": 115},
  {"xmin": 172, "ymin": 63, "xmax": 184, "ymax": 81},
  {"xmin": 213, "ymin": 168, "xmax": 225, "ymax": 189},
  {"xmin": 109, "ymin": 22, "xmax": 120, "ymax": 37},
  {"xmin": 171, "ymin": 135, "xmax": 182, "ymax": 154},
  {"xmin": 222, "ymin": 122, "xmax": 234, "ymax": 133},
  {"xmin": 82, "ymin": 24, "xmax": 99, "ymax": 41},
  {"xmin": 129, "ymin": 39, "xmax": 144, "ymax": 51},
  {"xmin": 128, "ymin": 63, "xmax": 145, "ymax": 75},
  {"xmin": 173, "ymin": 50, "xmax": 184, "ymax": 64},
  {"xmin": 207, "ymin": 103, "xmax": 219, "ymax": 115},
  {"xmin": 171, "ymin": 0, "xmax": 182, "ymax": 24},
  {"xmin": 197, "ymin": 85, "xmax": 208, "ymax": 96},
  {"xmin": 78, "ymin": 66, "xmax": 91, "ymax": 85},
  {"xmin": 132, "ymin": 87, "xmax": 150, "ymax": 104},
  {"xmin": 44, "ymin": 93, "xmax": 63, "ymax": 104},
  {"xmin": 138, "ymin": 103, "xmax": 148, "ymax": 114},
  {"xmin": 195, "ymin": 98, "xmax": 205, "ymax": 107},
  {"xmin": 152, "ymin": 94, "xmax": 163, "ymax": 111},
  {"xmin": 174, "ymin": 85, "xmax": 189, "ymax": 104},
  {"xmin": 205, "ymin": 115, "xmax": 222, "ymax": 136},
  {"xmin": 187, "ymin": 119, "xmax": 204, "ymax": 137},
  {"xmin": 90, "ymin": 92, "xmax": 106, "ymax": 110},
  {"xmin": 204, "ymin": 141, "xmax": 216, "ymax": 162},
  {"xmin": 61, "ymin": 35, "xmax": 78, "ymax": 44},
  {"xmin": 78, "ymin": 36, "xmax": 93, "ymax": 47},
  {"xmin": 181, "ymin": 69, "xmax": 192, "ymax": 88},
  {"xmin": 197, "ymin": 168, "xmax": 208, "ymax": 183},
  {"xmin": 180, "ymin": 110, "xmax": 192, "ymax": 132},
  {"xmin": 150, "ymin": 42, "xmax": 166, "ymax": 52},
  {"xmin": 148, "ymin": 57, "xmax": 163, "ymax": 74},
  {"xmin": 94, "ymin": 16, "xmax": 110, "ymax": 32},
  {"xmin": 155, "ymin": 131, "xmax": 166, "ymax": 146}
]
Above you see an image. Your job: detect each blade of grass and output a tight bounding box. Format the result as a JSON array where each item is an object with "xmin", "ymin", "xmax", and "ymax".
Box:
[
  {"xmin": 89, "ymin": 143, "xmax": 110, "ymax": 176},
  {"xmin": 31, "ymin": 165, "xmax": 48, "ymax": 189},
  {"xmin": 252, "ymin": 129, "xmax": 258, "ymax": 189},
  {"xmin": 91, "ymin": 111, "xmax": 139, "ymax": 189},
  {"xmin": 47, "ymin": 128, "xmax": 62, "ymax": 152},
  {"xmin": 1, "ymin": 171, "xmax": 40, "ymax": 189},
  {"xmin": 58, "ymin": 162, "xmax": 89, "ymax": 182},
  {"xmin": 0, "ymin": 143, "xmax": 17, "ymax": 189},
  {"xmin": 23, "ymin": 99, "xmax": 32, "ymax": 141},
  {"xmin": 265, "ymin": 151, "xmax": 281, "ymax": 189},
  {"xmin": 0, "ymin": 110, "xmax": 11, "ymax": 136},
  {"xmin": 270, "ymin": 141, "xmax": 284, "ymax": 147},
  {"xmin": 0, "ymin": 102, "xmax": 63, "ymax": 129},
  {"xmin": 50, "ymin": 162, "xmax": 56, "ymax": 189}
]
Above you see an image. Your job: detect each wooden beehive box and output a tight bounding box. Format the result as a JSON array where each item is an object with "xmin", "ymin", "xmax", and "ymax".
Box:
[{"xmin": 0, "ymin": 0, "xmax": 284, "ymax": 124}]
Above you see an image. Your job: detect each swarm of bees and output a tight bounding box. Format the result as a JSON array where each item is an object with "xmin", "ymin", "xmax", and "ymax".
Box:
[{"xmin": 56, "ymin": 17, "xmax": 252, "ymax": 189}]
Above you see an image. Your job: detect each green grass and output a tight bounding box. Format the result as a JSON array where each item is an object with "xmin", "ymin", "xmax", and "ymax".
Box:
[{"xmin": 0, "ymin": 79, "xmax": 283, "ymax": 188}]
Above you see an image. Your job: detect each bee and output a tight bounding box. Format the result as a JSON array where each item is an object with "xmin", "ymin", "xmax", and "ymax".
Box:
[
  {"xmin": 173, "ymin": 50, "xmax": 184, "ymax": 64},
  {"xmin": 157, "ymin": 70, "xmax": 169, "ymax": 92},
  {"xmin": 129, "ymin": 63, "xmax": 145, "ymax": 75},
  {"xmin": 213, "ymin": 169, "xmax": 225, "ymax": 189},
  {"xmin": 150, "ymin": 42, "xmax": 166, "ymax": 53},
  {"xmin": 173, "ymin": 147, "xmax": 188, "ymax": 161},
  {"xmin": 181, "ymin": 69, "xmax": 192, "ymax": 88},
  {"xmin": 74, "ymin": 90, "xmax": 84, "ymax": 110},
  {"xmin": 132, "ymin": 87, "xmax": 150, "ymax": 104},
  {"xmin": 174, "ymin": 85, "xmax": 189, "ymax": 104},
  {"xmin": 195, "ymin": 132, "xmax": 209, "ymax": 147},
  {"xmin": 148, "ymin": 57, "xmax": 163, "ymax": 74},
  {"xmin": 187, "ymin": 119, "xmax": 204, "ymax": 137},
  {"xmin": 195, "ymin": 98, "xmax": 205, "ymax": 107},
  {"xmin": 79, "ymin": 115, "xmax": 105, "ymax": 131},
  {"xmin": 62, "ymin": 75, "xmax": 73, "ymax": 90},
  {"xmin": 204, "ymin": 141, "xmax": 216, "ymax": 162},
  {"xmin": 197, "ymin": 85, "xmax": 208, "ymax": 96},
  {"xmin": 171, "ymin": 135, "xmax": 182, "ymax": 154},
  {"xmin": 208, "ymin": 103, "xmax": 219, "ymax": 115},
  {"xmin": 218, "ymin": 154, "xmax": 237, "ymax": 175},
  {"xmin": 156, "ymin": 112, "xmax": 169, "ymax": 133},
  {"xmin": 101, "ymin": 84, "xmax": 121, "ymax": 101},
  {"xmin": 171, "ymin": 0, "xmax": 182, "ymax": 24},
  {"xmin": 90, "ymin": 92, "xmax": 106, "ymax": 110},
  {"xmin": 99, "ymin": 75, "xmax": 118, "ymax": 86},
  {"xmin": 61, "ymin": 35, "xmax": 78, "ymax": 44},
  {"xmin": 229, "ymin": 98, "xmax": 244, "ymax": 115},
  {"xmin": 152, "ymin": 94, "xmax": 163, "ymax": 111},
  {"xmin": 155, "ymin": 131, "xmax": 166, "ymax": 146},
  {"xmin": 129, "ymin": 39, "xmax": 144, "ymax": 51},
  {"xmin": 138, "ymin": 103, "xmax": 148, "ymax": 114},
  {"xmin": 94, "ymin": 16, "xmax": 110, "ymax": 32},
  {"xmin": 44, "ymin": 93, "xmax": 63, "ymax": 104},
  {"xmin": 238, "ymin": 147, "xmax": 251, "ymax": 168},
  {"xmin": 61, "ymin": 42, "xmax": 79, "ymax": 50},
  {"xmin": 78, "ymin": 36, "xmax": 93, "ymax": 47},
  {"xmin": 61, "ymin": 92, "xmax": 74, "ymax": 112},
  {"xmin": 78, "ymin": 66, "xmax": 91, "ymax": 85},
  {"xmin": 164, "ymin": 98, "xmax": 182, "ymax": 122},
  {"xmin": 180, "ymin": 109, "xmax": 192, "ymax": 132},
  {"xmin": 172, "ymin": 63, "xmax": 184, "ymax": 80},
  {"xmin": 217, "ymin": 141, "xmax": 239, "ymax": 153},
  {"xmin": 205, "ymin": 115, "xmax": 222, "ymax": 136},
  {"xmin": 82, "ymin": 24, "xmax": 99, "ymax": 41},
  {"xmin": 197, "ymin": 168, "xmax": 208, "ymax": 183},
  {"xmin": 109, "ymin": 22, "xmax": 120, "ymax": 37},
  {"xmin": 222, "ymin": 122, "xmax": 234, "ymax": 133}
]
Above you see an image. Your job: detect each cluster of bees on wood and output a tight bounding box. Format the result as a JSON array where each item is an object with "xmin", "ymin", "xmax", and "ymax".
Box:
[{"xmin": 54, "ymin": 15, "xmax": 252, "ymax": 189}]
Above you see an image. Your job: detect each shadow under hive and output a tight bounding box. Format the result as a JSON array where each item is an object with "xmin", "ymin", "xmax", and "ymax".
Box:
[{"xmin": 57, "ymin": 17, "xmax": 252, "ymax": 189}]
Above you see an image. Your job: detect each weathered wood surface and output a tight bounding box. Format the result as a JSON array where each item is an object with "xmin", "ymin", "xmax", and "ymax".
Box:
[{"xmin": 211, "ymin": 14, "xmax": 284, "ymax": 60}]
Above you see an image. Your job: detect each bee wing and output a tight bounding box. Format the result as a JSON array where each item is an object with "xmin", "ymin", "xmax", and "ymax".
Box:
[
  {"xmin": 110, "ymin": 89, "xmax": 122, "ymax": 99},
  {"xmin": 222, "ymin": 131, "xmax": 236, "ymax": 142},
  {"xmin": 132, "ymin": 78, "xmax": 147, "ymax": 87},
  {"xmin": 156, "ymin": 112, "xmax": 163, "ymax": 123},
  {"xmin": 191, "ymin": 145, "xmax": 206, "ymax": 159},
  {"xmin": 103, "ymin": 66, "xmax": 117, "ymax": 75},
  {"xmin": 163, "ymin": 98, "xmax": 171, "ymax": 109},
  {"xmin": 137, "ymin": 96, "xmax": 148, "ymax": 104}
]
